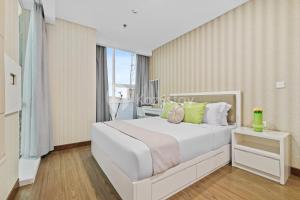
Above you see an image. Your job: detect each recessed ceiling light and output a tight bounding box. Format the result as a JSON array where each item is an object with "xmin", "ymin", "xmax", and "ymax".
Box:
[{"xmin": 131, "ymin": 9, "xmax": 138, "ymax": 14}]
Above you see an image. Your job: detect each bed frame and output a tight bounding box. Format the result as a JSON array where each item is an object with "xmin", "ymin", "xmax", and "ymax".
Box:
[{"xmin": 92, "ymin": 91, "xmax": 242, "ymax": 200}]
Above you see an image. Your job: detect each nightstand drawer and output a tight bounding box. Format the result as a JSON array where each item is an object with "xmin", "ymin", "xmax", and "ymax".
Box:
[{"xmin": 234, "ymin": 149, "xmax": 280, "ymax": 177}]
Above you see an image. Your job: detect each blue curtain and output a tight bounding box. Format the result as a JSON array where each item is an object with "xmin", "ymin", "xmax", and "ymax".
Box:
[{"xmin": 21, "ymin": 2, "xmax": 52, "ymax": 158}]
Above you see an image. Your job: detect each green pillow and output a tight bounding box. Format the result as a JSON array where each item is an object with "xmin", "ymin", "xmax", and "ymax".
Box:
[
  {"xmin": 161, "ymin": 101, "xmax": 177, "ymax": 119},
  {"xmin": 183, "ymin": 102, "xmax": 207, "ymax": 124}
]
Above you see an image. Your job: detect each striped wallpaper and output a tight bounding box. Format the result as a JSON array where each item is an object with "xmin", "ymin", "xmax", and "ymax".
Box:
[
  {"xmin": 150, "ymin": 0, "xmax": 300, "ymax": 169},
  {"xmin": 47, "ymin": 19, "xmax": 96, "ymax": 146}
]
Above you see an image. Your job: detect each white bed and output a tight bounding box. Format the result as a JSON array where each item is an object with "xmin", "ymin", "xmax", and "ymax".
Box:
[
  {"xmin": 92, "ymin": 91, "xmax": 241, "ymax": 200},
  {"xmin": 92, "ymin": 117, "xmax": 235, "ymax": 181}
]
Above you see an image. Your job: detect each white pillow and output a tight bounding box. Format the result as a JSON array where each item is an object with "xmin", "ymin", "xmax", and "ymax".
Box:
[{"xmin": 203, "ymin": 102, "xmax": 232, "ymax": 126}]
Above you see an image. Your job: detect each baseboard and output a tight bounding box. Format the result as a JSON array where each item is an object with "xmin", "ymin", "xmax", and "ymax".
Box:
[
  {"xmin": 54, "ymin": 141, "xmax": 91, "ymax": 151},
  {"xmin": 291, "ymin": 167, "xmax": 300, "ymax": 177},
  {"xmin": 7, "ymin": 178, "xmax": 19, "ymax": 200}
]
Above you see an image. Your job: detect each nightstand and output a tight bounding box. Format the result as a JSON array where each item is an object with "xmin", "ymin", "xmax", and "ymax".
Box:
[
  {"xmin": 137, "ymin": 107, "xmax": 162, "ymax": 118},
  {"xmin": 232, "ymin": 127, "xmax": 290, "ymax": 184}
]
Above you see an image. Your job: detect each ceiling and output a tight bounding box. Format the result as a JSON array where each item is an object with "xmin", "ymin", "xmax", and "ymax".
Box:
[{"xmin": 55, "ymin": 0, "xmax": 248, "ymax": 56}]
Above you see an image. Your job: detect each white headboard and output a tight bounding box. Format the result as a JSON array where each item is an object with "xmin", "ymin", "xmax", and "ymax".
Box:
[{"xmin": 169, "ymin": 91, "xmax": 242, "ymax": 127}]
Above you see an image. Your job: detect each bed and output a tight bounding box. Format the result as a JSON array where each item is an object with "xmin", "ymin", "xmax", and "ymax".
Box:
[{"xmin": 92, "ymin": 91, "xmax": 241, "ymax": 200}]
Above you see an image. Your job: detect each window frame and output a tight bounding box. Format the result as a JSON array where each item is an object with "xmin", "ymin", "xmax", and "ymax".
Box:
[{"xmin": 108, "ymin": 48, "xmax": 136, "ymax": 102}]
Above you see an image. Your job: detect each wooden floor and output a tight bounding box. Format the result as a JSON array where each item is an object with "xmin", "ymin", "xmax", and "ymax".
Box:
[{"xmin": 15, "ymin": 146, "xmax": 300, "ymax": 200}]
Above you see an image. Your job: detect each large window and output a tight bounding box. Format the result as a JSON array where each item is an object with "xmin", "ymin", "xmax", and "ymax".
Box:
[{"xmin": 107, "ymin": 48, "xmax": 136, "ymax": 101}]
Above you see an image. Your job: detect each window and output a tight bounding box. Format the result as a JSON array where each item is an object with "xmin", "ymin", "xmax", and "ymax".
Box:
[{"xmin": 107, "ymin": 48, "xmax": 136, "ymax": 101}]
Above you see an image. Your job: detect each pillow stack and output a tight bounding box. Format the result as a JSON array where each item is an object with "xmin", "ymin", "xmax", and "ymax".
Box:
[{"xmin": 161, "ymin": 101, "xmax": 231, "ymax": 126}]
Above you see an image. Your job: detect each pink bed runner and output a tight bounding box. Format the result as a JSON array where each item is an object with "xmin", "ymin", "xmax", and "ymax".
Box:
[{"xmin": 104, "ymin": 120, "xmax": 180, "ymax": 175}]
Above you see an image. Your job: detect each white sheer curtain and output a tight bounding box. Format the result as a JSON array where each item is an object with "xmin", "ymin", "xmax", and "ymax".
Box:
[{"xmin": 21, "ymin": 2, "xmax": 52, "ymax": 158}]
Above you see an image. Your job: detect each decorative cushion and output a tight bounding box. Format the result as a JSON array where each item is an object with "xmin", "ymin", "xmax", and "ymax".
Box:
[
  {"xmin": 183, "ymin": 102, "xmax": 207, "ymax": 124},
  {"xmin": 161, "ymin": 101, "xmax": 177, "ymax": 119},
  {"xmin": 168, "ymin": 105, "xmax": 184, "ymax": 124},
  {"xmin": 203, "ymin": 102, "xmax": 232, "ymax": 126}
]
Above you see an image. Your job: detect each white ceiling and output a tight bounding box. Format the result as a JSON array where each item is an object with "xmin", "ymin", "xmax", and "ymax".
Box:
[{"xmin": 55, "ymin": 0, "xmax": 248, "ymax": 56}]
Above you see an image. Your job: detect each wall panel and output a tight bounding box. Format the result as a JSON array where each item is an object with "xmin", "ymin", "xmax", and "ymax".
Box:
[
  {"xmin": 0, "ymin": 114, "xmax": 19, "ymax": 200},
  {"xmin": 0, "ymin": 0, "xmax": 4, "ymax": 37},
  {"xmin": 0, "ymin": 0, "xmax": 4, "ymax": 114},
  {"xmin": 150, "ymin": 0, "xmax": 300, "ymax": 169},
  {"xmin": 0, "ymin": 0, "xmax": 19, "ymax": 199},
  {"xmin": 47, "ymin": 19, "xmax": 96, "ymax": 146},
  {"xmin": 0, "ymin": 0, "xmax": 4, "ymax": 159},
  {"xmin": 0, "ymin": 36, "xmax": 4, "ymax": 114},
  {"xmin": 4, "ymin": 0, "xmax": 18, "ymax": 61},
  {"xmin": 0, "ymin": 114, "xmax": 4, "ymax": 162}
]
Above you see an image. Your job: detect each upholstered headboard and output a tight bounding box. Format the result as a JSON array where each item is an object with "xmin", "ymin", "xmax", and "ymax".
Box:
[{"xmin": 169, "ymin": 91, "xmax": 242, "ymax": 126}]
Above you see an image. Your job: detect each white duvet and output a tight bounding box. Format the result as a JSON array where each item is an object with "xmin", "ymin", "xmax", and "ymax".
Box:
[{"xmin": 92, "ymin": 117, "xmax": 234, "ymax": 181}]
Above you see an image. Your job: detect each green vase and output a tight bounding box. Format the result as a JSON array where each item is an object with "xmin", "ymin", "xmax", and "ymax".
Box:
[{"xmin": 253, "ymin": 111, "xmax": 263, "ymax": 132}]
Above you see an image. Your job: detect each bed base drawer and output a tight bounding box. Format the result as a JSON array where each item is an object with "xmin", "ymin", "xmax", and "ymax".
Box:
[
  {"xmin": 152, "ymin": 166, "xmax": 196, "ymax": 200},
  {"xmin": 151, "ymin": 148, "xmax": 229, "ymax": 200},
  {"xmin": 197, "ymin": 156, "xmax": 216, "ymax": 178}
]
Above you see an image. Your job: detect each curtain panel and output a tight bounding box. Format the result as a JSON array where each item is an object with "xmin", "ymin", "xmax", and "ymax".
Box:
[
  {"xmin": 21, "ymin": 2, "xmax": 53, "ymax": 158},
  {"xmin": 96, "ymin": 45, "xmax": 110, "ymax": 122},
  {"xmin": 134, "ymin": 55, "xmax": 150, "ymax": 118}
]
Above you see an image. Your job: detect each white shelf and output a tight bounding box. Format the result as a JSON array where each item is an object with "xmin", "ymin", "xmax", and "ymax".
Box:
[{"xmin": 234, "ymin": 127, "xmax": 289, "ymax": 140}]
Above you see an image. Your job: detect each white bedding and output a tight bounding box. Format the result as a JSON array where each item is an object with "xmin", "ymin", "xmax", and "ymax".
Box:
[{"xmin": 92, "ymin": 117, "xmax": 235, "ymax": 181}]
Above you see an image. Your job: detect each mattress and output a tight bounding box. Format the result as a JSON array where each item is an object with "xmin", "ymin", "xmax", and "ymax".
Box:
[{"xmin": 91, "ymin": 117, "xmax": 235, "ymax": 181}]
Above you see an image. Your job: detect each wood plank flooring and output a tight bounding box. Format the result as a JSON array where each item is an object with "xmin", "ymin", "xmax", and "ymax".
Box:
[{"xmin": 15, "ymin": 146, "xmax": 300, "ymax": 200}]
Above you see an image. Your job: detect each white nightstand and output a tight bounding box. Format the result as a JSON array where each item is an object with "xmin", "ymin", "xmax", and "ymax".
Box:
[
  {"xmin": 137, "ymin": 107, "xmax": 162, "ymax": 118},
  {"xmin": 232, "ymin": 127, "xmax": 290, "ymax": 185}
]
